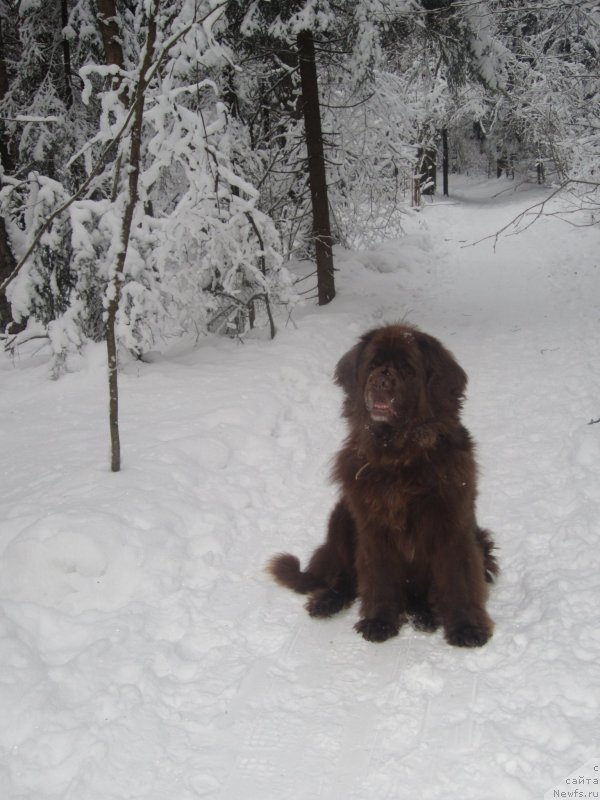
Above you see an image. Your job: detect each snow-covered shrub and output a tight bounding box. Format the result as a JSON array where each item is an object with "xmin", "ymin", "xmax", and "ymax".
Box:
[
  {"xmin": 4, "ymin": 174, "xmax": 74, "ymax": 327},
  {"xmin": 1, "ymin": 1, "xmax": 293, "ymax": 374},
  {"xmin": 141, "ymin": 79, "xmax": 293, "ymax": 339}
]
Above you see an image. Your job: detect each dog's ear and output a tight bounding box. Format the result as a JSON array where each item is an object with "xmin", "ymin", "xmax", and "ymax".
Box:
[
  {"xmin": 334, "ymin": 330, "xmax": 376, "ymax": 394},
  {"xmin": 334, "ymin": 343, "xmax": 362, "ymax": 394},
  {"xmin": 416, "ymin": 331, "xmax": 467, "ymax": 414}
]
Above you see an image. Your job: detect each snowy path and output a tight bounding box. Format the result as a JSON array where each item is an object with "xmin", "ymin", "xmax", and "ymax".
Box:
[{"xmin": 1, "ymin": 178, "xmax": 599, "ymax": 799}]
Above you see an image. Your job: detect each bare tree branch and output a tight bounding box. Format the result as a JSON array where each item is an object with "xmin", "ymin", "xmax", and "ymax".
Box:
[{"xmin": 464, "ymin": 179, "xmax": 600, "ymax": 250}]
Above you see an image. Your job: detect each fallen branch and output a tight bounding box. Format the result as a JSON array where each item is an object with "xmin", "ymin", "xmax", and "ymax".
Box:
[{"xmin": 2, "ymin": 331, "xmax": 49, "ymax": 354}]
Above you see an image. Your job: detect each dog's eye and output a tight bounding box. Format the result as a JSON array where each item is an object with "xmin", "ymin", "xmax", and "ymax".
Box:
[
  {"xmin": 367, "ymin": 351, "xmax": 415, "ymax": 379},
  {"xmin": 397, "ymin": 361, "xmax": 416, "ymax": 377},
  {"xmin": 368, "ymin": 357, "xmax": 387, "ymax": 371}
]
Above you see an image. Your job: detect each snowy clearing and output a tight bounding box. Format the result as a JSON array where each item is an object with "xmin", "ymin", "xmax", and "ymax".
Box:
[{"xmin": 1, "ymin": 177, "xmax": 599, "ymax": 799}]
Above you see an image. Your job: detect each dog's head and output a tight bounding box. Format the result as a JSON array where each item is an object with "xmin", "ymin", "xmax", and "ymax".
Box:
[{"xmin": 334, "ymin": 325, "xmax": 467, "ymax": 438}]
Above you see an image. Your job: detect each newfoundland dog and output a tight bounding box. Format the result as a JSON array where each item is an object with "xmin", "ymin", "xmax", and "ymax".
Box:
[{"xmin": 268, "ymin": 324, "xmax": 497, "ymax": 647}]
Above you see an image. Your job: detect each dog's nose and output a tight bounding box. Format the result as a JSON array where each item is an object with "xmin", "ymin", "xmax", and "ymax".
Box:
[{"xmin": 373, "ymin": 368, "xmax": 393, "ymax": 390}]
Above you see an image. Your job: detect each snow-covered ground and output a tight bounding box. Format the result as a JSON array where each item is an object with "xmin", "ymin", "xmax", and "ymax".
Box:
[{"xmin": 1, "ymin": 177, "xmax": 599, "ymax": 800}]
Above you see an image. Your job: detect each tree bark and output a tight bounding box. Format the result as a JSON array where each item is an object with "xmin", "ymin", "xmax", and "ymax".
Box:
[
  {"xmin": 442, "ymin": 127, "xmax": 449, "ymax": 196},
  {"xmin": 0, "ymin": 216, "xmax": 17, "ymax": 330},
  {"xmin": 419, "ymin": 145, "xmax": 437, "ymax": 196},
  {"xmin": 412, "ymin": 175, "xmax": 421, "ymax": 208},
  {"xmin": 296, "ymin": 29, "xmax": 335, "ymax": 306},
  {"xmin": 60, "ymin": 0, "xmax": 74, "ymax": 108},
  {"xmin": 96, "ymin": 0, "xmax": 129, "ymax": 105},
  {"xmin": 0, "ymin": 15, "xmax": 17, "ymax": 330},
  {"xmin": 105, "ymin": 6, "xmax": 157, "ymax": 471},
  {"xmin": 0, "ymin": 14, "xmax": 10, "ymax": 170},
  {"xmin": 0, "ymin": 16, "xmax": 7, "ymax": 101}
]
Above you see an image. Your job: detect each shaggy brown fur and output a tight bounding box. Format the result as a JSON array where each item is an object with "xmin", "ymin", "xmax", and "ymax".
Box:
[{"xmin": 268, "ymin": 324, "xmax": 498, "ymax": 646}]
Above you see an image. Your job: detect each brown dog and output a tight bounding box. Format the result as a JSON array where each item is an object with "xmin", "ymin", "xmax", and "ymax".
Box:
[{"xmin": 268, "ymin": 324, "xmax": 497, "ymax": 646}]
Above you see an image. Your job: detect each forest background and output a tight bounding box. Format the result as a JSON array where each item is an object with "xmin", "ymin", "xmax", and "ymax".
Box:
[{"xmin": 0, "ymin": 0, "xmax": 598, "ymax": 367}]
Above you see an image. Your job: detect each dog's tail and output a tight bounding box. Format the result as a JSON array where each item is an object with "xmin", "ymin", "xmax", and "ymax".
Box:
[
  {"xmin": 267, "ymin": 553, "xmax": 327, "ymax": 595},
  {"xmin": 476, "ymin": 528, "xmax": 499, "ymax": 584}
]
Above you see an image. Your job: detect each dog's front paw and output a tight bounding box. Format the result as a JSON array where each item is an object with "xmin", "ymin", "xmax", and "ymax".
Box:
[
  {"xmin": 445, "ymin": 621, "xmax": 492, "ymax": 648},
  {"xmin": 354, "ymin": 618, "xmax": 399, "ymax": 643}
]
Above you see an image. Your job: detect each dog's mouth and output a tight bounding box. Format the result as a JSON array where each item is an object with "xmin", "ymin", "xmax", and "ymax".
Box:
[
  {"xmin": 366, "ymin": 393, "xmax": 396, "ymax": 423},
  {"xmin": 365, "ymin": 366, "xmax": 400, "ymax": 423}
]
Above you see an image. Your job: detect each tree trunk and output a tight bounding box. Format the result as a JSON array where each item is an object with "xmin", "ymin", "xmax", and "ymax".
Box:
[
  {"xmin": 96, "ymin": 0, "xmax": 129, "ymax": 105},
  {"xmin": 0, "ymin": 15, "xmax": 17, "ymax": 330},
  {"xmin": 97, "ymin": 0, "xmax": 128, "ymax": 471},
  {"xmin": 442, "ymin": 127, "xmax": 449, "ymax": 196},
  {"xmin": 412, "ymin": 175, "xmax": 421, "ymax": 208},
  {"xmin": 0, "ymin": 15, "xmax": 11, "ymax": 173},
  {"xmin": 60, "ymin": 0, "xmax": 74, "ymax": 108},
  {"xmin": 296, "ymin": 29, "xmax": 335, "ymax": 306},
  {"xmin": 419, "ymin": 145, "xmax": 437, "ymax": 196},
  {"xmin": 0, "ymin": 216, "xmax": 17, "ymax": 331},
  {"xmin": 105, "ymin": 6, "xmax": 157, "ymax": 471}
]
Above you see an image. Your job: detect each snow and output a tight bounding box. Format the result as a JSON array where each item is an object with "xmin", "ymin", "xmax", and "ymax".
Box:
[{"xmin": 1, "ymin": 177, "xmax": 600, "ymax": 799}]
